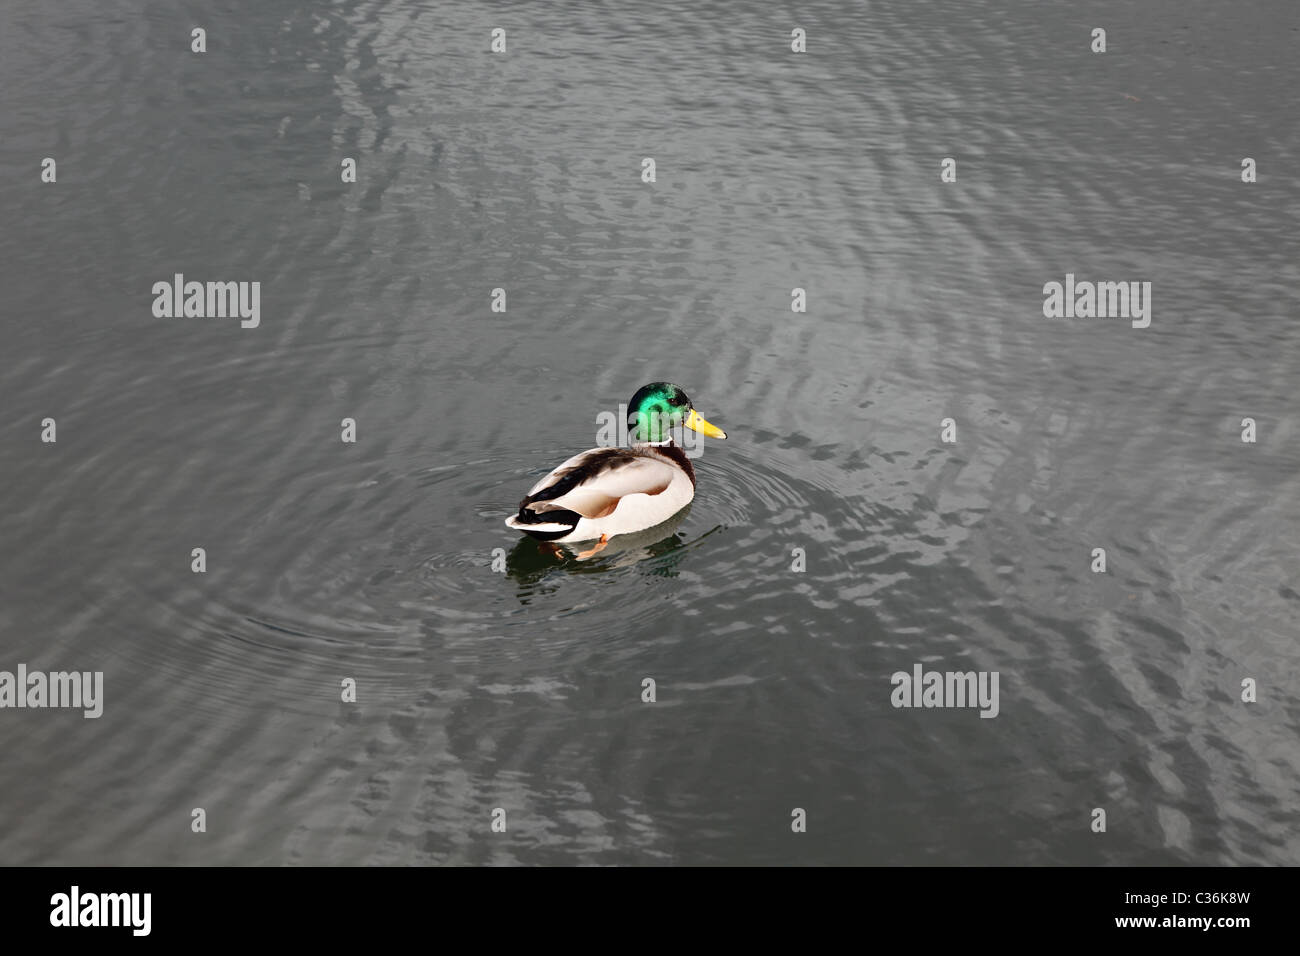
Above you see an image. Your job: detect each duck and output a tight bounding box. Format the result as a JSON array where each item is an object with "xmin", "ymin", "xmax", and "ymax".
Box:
[{"xmin": 505, "ymin": 383, "xmax": 727, "ymax": 557}]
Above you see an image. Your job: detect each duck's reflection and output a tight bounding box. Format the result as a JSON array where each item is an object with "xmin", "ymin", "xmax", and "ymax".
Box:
[{"xmin": 505, "ymin": 506, "xmax": 692, "ymax": 587}]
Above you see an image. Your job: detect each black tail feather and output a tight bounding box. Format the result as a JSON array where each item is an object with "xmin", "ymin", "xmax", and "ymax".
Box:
[{"xmin": 512, "ymin": 506, "xmax": 582, "ymax": 540}]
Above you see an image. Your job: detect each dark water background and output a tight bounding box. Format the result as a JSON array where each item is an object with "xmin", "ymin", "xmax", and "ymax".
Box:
[{"xmin": 1, "ymin": 0, "xmax": 1297, "ymax": 865}]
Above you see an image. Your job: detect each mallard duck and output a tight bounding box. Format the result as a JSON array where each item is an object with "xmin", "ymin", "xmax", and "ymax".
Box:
[{"xmin": 505, "ymin": 383, "xmax": 726, "ymax": 556}]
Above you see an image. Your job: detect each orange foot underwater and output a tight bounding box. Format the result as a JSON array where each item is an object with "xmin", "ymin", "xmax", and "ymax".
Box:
[{"xmin": 576, "ymin": 534, "xmax": 609, "ymax": 560}]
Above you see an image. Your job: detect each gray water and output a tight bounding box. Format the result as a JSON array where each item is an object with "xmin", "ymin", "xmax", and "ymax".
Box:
[{"xmin": 1, "ymin": 0, "xmax": 1297, "ymax": 866}]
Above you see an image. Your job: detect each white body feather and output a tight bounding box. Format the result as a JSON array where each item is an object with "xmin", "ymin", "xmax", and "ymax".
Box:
[{"xmin": 505, "ymin": 443, "xmax": 695, "ymax": 543}]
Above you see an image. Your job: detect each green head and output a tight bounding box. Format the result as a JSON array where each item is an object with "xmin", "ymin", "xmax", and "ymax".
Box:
[{"xmin": 626, "ymin": 382, "xmax": 727, "ymax": 444}]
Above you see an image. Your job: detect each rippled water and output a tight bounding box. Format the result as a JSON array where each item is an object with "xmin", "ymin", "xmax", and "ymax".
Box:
[{"xmin": 1, "ymin": 0, "xmax": 1297, "ymax": 865}]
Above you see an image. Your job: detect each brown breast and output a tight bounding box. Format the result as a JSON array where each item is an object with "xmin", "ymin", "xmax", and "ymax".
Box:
[{"xmin": 646, "ymin": 441, "xmax": 695, "ymax": 487}]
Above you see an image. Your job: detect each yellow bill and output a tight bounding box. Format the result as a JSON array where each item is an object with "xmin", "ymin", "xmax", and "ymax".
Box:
[{"xmin": 685, "ymin": 408, "xmax": 727, "ymax": 440}]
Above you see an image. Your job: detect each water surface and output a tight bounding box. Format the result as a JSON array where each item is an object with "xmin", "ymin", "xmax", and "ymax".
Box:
[{"xmin": 0, "ymin": 0, "xmax": 1297, "ymax": 865}]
